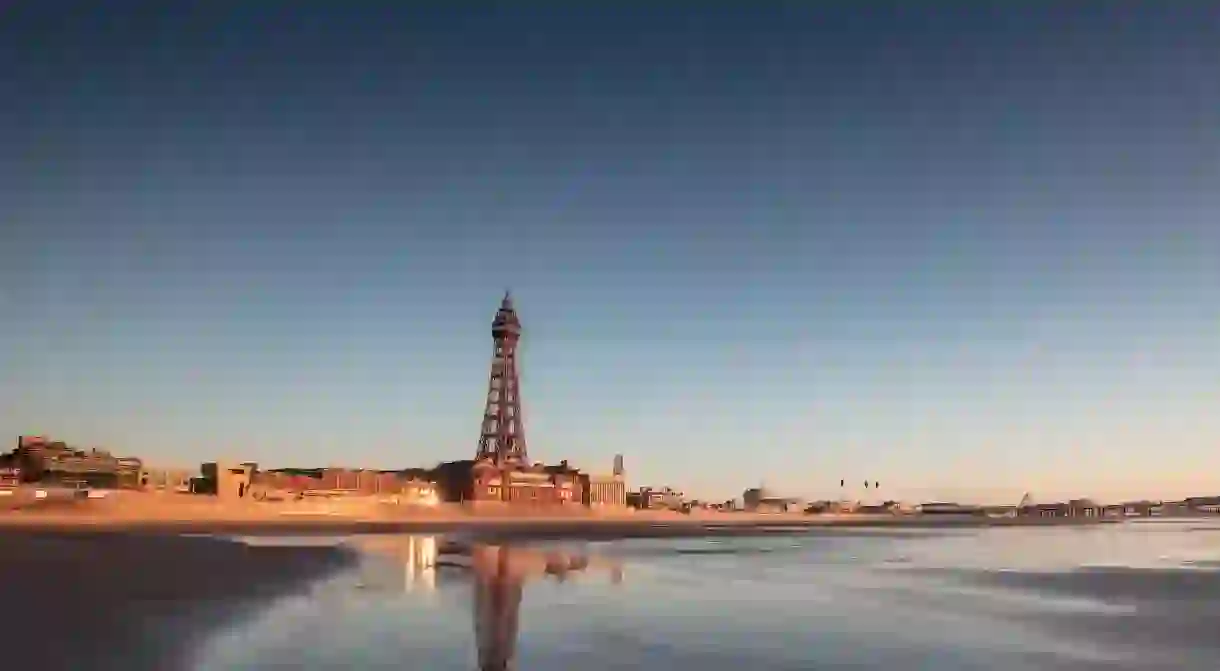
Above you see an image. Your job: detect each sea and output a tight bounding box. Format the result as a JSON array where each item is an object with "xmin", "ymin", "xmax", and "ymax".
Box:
[{"xmin": 192, "ymin": 519, "xmax": 1220, "ymax": 670}]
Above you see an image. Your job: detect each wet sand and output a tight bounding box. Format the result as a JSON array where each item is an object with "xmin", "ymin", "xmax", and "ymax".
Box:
[{"xmin": 0, "ymin": 530, "xmax": 355, "ymax": 671}]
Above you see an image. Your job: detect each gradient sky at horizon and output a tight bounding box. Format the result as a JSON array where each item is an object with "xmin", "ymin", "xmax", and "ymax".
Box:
[{"xmin": 2, "ymin": 2, "xmax": 1218, "ymax": 503}]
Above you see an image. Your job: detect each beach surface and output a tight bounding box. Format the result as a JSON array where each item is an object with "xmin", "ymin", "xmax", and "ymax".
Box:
[
  {"xmin": 0, "ymin": 490, "xmax": 1111, "ymax": 535},
  {"xmin": 0, "ymin": 529, "xmax": 354, "ymax": 671}
]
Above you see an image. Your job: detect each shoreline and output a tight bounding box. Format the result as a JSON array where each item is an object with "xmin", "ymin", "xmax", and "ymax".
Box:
[{"xmin": 0, "ymin": 506, "xmax": 1132, "ymax": 537}]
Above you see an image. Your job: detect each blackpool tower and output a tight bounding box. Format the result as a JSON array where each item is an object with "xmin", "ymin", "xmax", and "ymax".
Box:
[{"xmin": 475, "ymin": 292, "xmax": 529, "ymax": 466}]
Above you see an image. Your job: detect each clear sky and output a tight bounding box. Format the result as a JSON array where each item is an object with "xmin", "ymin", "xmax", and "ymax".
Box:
[{"xmin": 2, "ymin": 2, "xmax": 1218, "ymax": 504}]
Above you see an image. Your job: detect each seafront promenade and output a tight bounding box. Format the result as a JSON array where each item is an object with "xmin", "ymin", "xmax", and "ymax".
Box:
[{"xmin": 0, "ymin": 489, "xmax": 1116, "ymax": 535}]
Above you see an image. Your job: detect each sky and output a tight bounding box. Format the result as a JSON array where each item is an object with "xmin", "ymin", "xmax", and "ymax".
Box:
[{"xmin": 2, "ymin": 1, "xmax": 1218, "ymax": 504}]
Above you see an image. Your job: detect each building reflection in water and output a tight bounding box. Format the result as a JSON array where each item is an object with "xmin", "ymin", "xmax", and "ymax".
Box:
[
  {"xmin": 469, "ymin": 544, "xmax": 623, "ymax": 671},
  {"xmin": 352, "ymin": 534, "xmax": 439, "ymax": 593},
  {"xmin": 472, "ymin": 546, "xmax": 523, "ymax": 671},
  {"xmin": 404, "ymin": 534, "xmax": 438, "ymax": 592},
  {"xmin": 351, "ymin": 535, "xmax": 622, "ymax": 670}
]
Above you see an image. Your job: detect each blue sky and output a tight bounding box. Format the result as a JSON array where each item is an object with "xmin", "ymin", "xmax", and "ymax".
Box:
[{"xmin": 2, "ymin": 2, "xmax": 1218, "ymax": 503}]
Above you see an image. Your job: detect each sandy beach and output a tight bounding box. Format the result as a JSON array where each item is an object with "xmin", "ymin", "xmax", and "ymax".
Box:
[{"xmin": 0, "ymin": 490, "xmax": 1112, "ymax": 536}]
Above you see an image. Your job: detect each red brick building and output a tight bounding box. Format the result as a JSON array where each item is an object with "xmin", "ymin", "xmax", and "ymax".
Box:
[{"xmin": 433, "ymin": 459, "xmax": 584, "ymax": 506}]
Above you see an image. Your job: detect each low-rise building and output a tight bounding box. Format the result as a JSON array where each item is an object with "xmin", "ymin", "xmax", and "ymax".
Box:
[
  {"xmin": 918, "ymin": 502, "xmax": 983, "ymax": 516},
  {"xmin": 585, "ymin": 474, "xmax": 627, "ymax": 508},
  {"xmin": 0, "ymin": 466, "xmax": 20, "ymax": 488},
  {"xmin": 1120, "ymin": 500, "xmax": 1157, "ymax": 517},
  {"xmin": 919, "ymin": 502, "xmax": 980, "ymax": 515},
  {"xmin": 583, "ymin": 454, "xmax": 627, "ymax": 508},
  {"xmin": 141, "ymin": 468, "xmax": 193, "ymax": 492},
  {"xmin": 628, "ymin": 486, "xmax": 684, "ymax": 511},
  {"xmin": 742, "ymin": 486, "xmax": 805, "ymax": 513},
  {"xmin": 3, "ymin": 436, "xmax": 143, "ymax": 489},
  {"xmin": 1067, "ymin": 498, "xmax": 1103, "ymax": 518},
  {"xmin": 197, "ymin": 462, "xmax": 256, "ymax": 500},
  {"xmin": 754, "ymin": 497, "xmax": 806, "ymax": 514},
  {"xmin": 255, "ymin": 467, "xmax": 438, "ymax": 502},
  {"xmin": 433, "ymin": 458, "xmax": 585, "ymax": 506},
  {"xmin": 857, "ymin": 502, "xmax": 899, "ymax": 515},
  {"xmin": 982, "ymin": 505, "xmax": 1017, "ymax": 518},
  {"xmin": 1022, "ymin": 502, "xmax": 1069, "ymax": 518},
  {"xmin": 1183, "ymin": 496, "xmax": 1220, "ymax": 514}
]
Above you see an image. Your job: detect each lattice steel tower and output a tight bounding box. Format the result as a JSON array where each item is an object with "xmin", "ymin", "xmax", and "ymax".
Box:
[{"xmin": 476, "ymin": 292, "xmax": 529, "ymax": 466}]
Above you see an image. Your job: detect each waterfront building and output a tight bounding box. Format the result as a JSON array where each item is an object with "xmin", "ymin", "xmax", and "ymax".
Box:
[
  {"xmin": 742, "ymin": 485, "xmax": 804, "ymax": 513},
  {"xmin": 254, "ymin": 467, "xmax": 436, "ymax": 502},
  {"xmin": 1183, "ymin": 496, "xmax": 1220, "ymax": 514},
  {"xmin": 140, "ymin": 467, "xmax": 192, "ymax": 492},
  {"xmin": 917, "ymin": 502, "xmax": 984, "ymax": 515},
  {"xmin": 1119, "ymin": 501, "xmax": 1156, "ymax": 516},
  {"xmin": 982, "ymin": 505, "xmax": 1018, "ymax": 518},
  {"xmin": 584, "ymin": 454, "xmax": 627, "ymax": 508},
  {"xmin": 628, "ymin": 486, "xmax": 685, "ymax": 511},
  {"xmin": 742, "ymin": 486, "xmax": 766, "ymax": 511},
  {"xmin": 197, "ymin": 462, "xmax": 256, "ymax": 500},
  {"xmin": 3, "ymin": 435, "xmax": 142, "ymax": 489},
  {"xmin": 0, "ymin": 466, "xmax": 20, "ymax": 488},
  {"xmin": 1067, "ymin": 498, "xmax": 1103, "ymax": 518}
]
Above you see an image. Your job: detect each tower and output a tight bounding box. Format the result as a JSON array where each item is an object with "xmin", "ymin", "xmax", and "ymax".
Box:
[{"xmin": 476, "ymin": 292, "xmax": 529, "ymax": 466}]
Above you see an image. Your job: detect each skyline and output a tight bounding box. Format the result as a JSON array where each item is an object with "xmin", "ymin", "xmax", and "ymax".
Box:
[{"xmin": 2, "ymin": 2, "xmax": 1218, "ymax": 504}]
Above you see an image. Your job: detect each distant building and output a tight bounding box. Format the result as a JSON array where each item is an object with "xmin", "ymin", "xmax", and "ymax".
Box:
[
  {"xmin": 255, "ymin": 466, "xmax": 436, "ymax": 501},
  {"xmin": 1067, "ymin": 498, "xmax": 1103, "ymax": 518},
  {"xmin": 0, "ymin": 466, "xmax": 20, "ymax": 488},
  {"xmin": 141, "ymin": 467, "xmax": 192, "ymax": 492},
  {"xmin": 917, "ymin": 502, "xmax": 983, "ymax": 516},
  {"xmin": 803, "ymin": 500, "xmax": 835, "ymax": 514},
  {"xmin": 1183, "ymin": 497, "xmax": 1220, "ymax": 514},
  {"xmin": 628, "ymin": 486, "xmax": 684, "ymax": 511},
  {"xmin": 1022, "ymin": 503, "xmax": 1069, "ymax": 518},
  {"xmin": 197, "ymin": 462, "xmax": 256, "ymax": 500},
  {"xmin": 982, "ymin": 505, "xmax": 1018, "ymax": 518},
  {"xmin": 584, "ymin": 455, "xmax": 627, "ymax": 508},
  {"xmin": 743, "ymin": 486, "xmax": 805, "ymax": 513},
  {"xmin": 756, "ymin": 497, "xmax": 806, "ymax": 514},
  {"xmin": 742, "ymin": 487, "xmax": 766, "ymax": 511},
  {"xmin": 3, "ymin": 435, "xmax": 142, "ymax": 489}
]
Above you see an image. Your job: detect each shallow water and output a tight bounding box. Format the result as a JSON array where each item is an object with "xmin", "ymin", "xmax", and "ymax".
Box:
[{"xmin": 194, "ymin": 519, "xmax": 1220, "ymax": 670}]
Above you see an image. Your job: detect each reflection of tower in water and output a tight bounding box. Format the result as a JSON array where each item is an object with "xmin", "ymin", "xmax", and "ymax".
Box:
[
  {"xmin": 473, "ymin": 546, "xmax": 523, "ymax": 671},
  {"xmin": 465, "ymin": 543, "xmax": 625, "ymax": 670}
]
